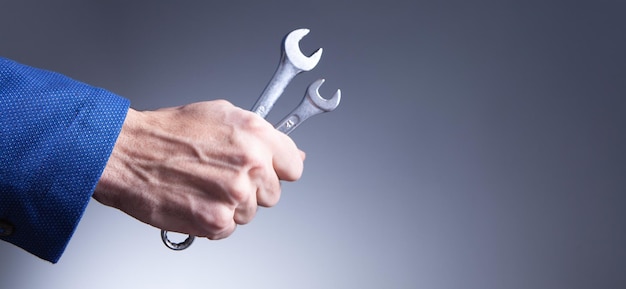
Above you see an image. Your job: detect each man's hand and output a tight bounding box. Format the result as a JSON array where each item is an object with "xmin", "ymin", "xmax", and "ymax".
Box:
[{"xmin": 93, "ymin": 100, "xmax": 305, "ymax": 240}]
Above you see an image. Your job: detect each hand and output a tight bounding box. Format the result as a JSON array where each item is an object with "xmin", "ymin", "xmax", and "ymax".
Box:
[{"xmin": 93, "ymin": 100, "xmax": 305, "ymax": 240}]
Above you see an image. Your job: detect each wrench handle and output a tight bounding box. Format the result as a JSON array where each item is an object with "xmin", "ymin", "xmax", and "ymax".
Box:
[
  {"xmin": 251, "ymin": 58, "xmax": 300, "ymax": 118},
  {"xmin": 276, "ymin": 111, "xmax": 305, "ymax": 135}
]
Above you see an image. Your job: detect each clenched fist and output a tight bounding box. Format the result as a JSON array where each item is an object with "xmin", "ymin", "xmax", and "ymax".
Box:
[{"xmin": 93, "ymin": 100, "xmax": 305, "ymax": 240}]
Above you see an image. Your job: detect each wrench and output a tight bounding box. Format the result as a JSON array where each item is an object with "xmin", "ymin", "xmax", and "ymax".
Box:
[
  {"xmin": 251, "ymin": 28, "xmax": 323, "ymax": 118},
  {"xmin": 161, "ymin": 29, "xmax": 324, "ymax": 251},
  {"xmin": 275, "ymin": 79, "xmax": 341, "ymax": 135},
  {"xmin": 160, "ymin": 79, "xmax": 340, "ymax": 251}
]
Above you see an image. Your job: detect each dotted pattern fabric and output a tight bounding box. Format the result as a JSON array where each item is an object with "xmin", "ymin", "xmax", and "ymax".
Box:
[{"xmin": 0, "ymin": 57, "xmax": 130, "ymax": 263}]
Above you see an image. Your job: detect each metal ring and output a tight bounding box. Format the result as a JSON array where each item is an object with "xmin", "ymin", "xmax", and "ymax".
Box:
[{"xmin": 161, "ymin": 230, "xmax": 195, "ymax": 250}]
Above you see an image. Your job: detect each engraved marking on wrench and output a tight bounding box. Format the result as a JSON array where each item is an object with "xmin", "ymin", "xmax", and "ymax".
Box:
[{"xmin": 276, "ymin": 79, "xmax": 341, "ymax": 135}]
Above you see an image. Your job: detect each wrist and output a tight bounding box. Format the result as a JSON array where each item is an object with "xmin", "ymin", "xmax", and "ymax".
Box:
[{"xmin": 93, "ymin": 108, "xmax": 142, "ymax": 209}]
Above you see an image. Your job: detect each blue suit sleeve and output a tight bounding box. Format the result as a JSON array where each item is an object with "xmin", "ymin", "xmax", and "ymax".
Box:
[{"xmin": 0, "ymin": 57, "xmax": 130, "ymax": 263}]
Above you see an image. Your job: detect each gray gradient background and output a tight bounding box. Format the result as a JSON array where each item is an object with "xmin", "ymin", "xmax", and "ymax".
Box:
[{"xmin": 1, "ymin": 1, "xmax": 625, "ymax": 288}]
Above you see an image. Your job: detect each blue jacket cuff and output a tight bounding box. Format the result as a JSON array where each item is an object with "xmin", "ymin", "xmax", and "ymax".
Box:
[{"xmin": 0, "ymin": 57, "xmax": 130, "ymax": 263}]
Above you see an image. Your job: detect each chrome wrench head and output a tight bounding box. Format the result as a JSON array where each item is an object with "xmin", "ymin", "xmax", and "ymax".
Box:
[
  {"xmin": 284, "ymin": 28, "xmax": 323, "ymax": 72},
  {"xmin": 276, "ymin": 79, "xmax": 341, "ymax": 135},
  {"xmin": 306, "ymin": 78, "xmax": 341, "ymax": 112},
  {"xmin": 161, "ymin": 229, "xmax": 194, "ymax": 250},
  {"xmin": 252, "ymin": 28, "xmax": 323, "ymax": 118}
]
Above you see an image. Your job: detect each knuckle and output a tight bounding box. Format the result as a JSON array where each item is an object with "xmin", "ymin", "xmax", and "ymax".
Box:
[
  {"xmin": 239, "ymin": 148, "xmax": 263, "ymax": 167},
  {"xmin": 259, "ymin": 186, "xmax": 281, "ymax": 208},
  {"xmin": 286, "ymin": 162, "xmax": 304, "ymax": 181},
  {"xmin": 212, "ymin": 213, "xmax": 231, "ymax": 231},
  {"xmin": 237, "ymin": 110, "xmax": 269, "ymax": 133},
  {"xmin": 230, "ymin": 187, "xmax": 248, "ymax": 204},
  {"xmin": 211, "ymin": 99, "xmax": 233, "ymax": 107},
  {"xmin": 234, "ymin": 208, "xmax": 256, "ymax": 225},
  {"xmin": 225, "ymin": 178, "xmax": 253, "ymax": 204},
  {"xmin": 277, "ymin": 158, "xmax": 304, "ymax": 182},
  {"xmin": 204, "ymin": 207, "xmax": 234, "ymax": 240},
  {"xmin": 231, "ymin": 149, "xmax": 267, "ymax": 178}
]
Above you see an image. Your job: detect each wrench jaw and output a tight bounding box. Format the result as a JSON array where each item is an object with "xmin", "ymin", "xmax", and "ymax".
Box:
[
  {"xmin": 284, "ymin": 28, "xmax": 323, "ymax": 72},
  {"xmin": 308, "ymin": 78, "xmax": 342, "ymax": 112}
]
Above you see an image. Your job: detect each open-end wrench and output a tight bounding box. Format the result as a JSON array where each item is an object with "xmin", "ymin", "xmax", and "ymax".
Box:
[
  {"xmin": 251, "ymin": 28, "xmax": 322, "ymax": 118},
  {"xmin": 275, "ymin": 79, "xmax": 341, "ymax": 135}
]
